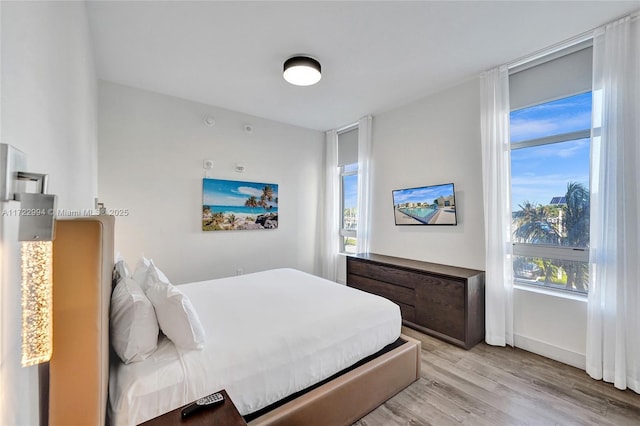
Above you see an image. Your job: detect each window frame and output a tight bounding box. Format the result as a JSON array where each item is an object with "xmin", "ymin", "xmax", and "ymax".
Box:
[
  {"xmin": 339, "ymin": 163, "xmax": 357, "ymax": 253},
  {"xmin": 510, "ymin": 95, "xmax": 592, "ymax": 294}
]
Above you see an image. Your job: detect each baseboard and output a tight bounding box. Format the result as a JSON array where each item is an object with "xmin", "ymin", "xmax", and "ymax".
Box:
[{"xmin": 514, "ymin": 334, "xmax": 585, "ymax": 370}]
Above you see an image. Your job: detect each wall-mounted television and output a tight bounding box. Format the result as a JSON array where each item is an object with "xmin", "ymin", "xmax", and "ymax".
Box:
[{"xmin": 392, "ymin": 182, "xmax": 457, "ymax": 226}]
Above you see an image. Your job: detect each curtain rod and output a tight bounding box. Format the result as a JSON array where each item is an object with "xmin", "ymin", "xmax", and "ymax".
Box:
[
  {"xmin": 507, "ymin": 31, "xmax": 593, "ymax": 70},
  {"xmin": 336, "ymin": 122, "xmax": 358, "ymax": 134},
  {"xmin": 507, "ymin": 9, "xmax": 639, "ymax": 71}
]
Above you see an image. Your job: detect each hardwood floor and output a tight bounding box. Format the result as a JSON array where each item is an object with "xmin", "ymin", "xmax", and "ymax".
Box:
[{"xmin": 354, "ymin": 327, "xmax": 640, "ymax": 426}]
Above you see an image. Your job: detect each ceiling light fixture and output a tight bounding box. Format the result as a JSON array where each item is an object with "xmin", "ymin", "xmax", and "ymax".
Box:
[{"xmin": 283, "ymin": 55, "xmax": 321, "ymax": 86}]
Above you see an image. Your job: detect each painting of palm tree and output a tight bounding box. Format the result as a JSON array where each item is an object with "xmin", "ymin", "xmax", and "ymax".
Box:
[
  {"xmin": 202, "ymin": 178, "xmax": 278, "ymax": 231},
  {"xmin": 513, "ymin": 182, "xmax": 589, "ymax": 292},
  {"xmin": 245, "ymin": 196, "xmax": 259, "ymax": 209},
  {"xmin": 260, "ymin": 185, "xmax": 275, "ymax": 210}
]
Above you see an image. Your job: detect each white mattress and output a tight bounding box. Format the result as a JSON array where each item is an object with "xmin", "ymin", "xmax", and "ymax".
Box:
[{"xmin": 108, "ymin": 268, "xmax": 401, "ymax": 425}]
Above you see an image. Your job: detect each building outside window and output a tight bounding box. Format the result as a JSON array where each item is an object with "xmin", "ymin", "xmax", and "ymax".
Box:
[
  {"xmin": 509, "ymin": 43, "xmax": 592, "ymax": 295},
  {"xmin": 340, "ymin": 163, "xmax": 358, "ymax": 253}
]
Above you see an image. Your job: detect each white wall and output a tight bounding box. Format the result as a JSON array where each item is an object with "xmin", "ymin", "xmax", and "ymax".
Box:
[
  {"xmin": 98, "ymin": 81, "xmax": 324, "ymax": 284},
  {"xmin": 369, "ymin": 79, "xmax": 486, "ymax": 270},
  {"xmin": 0, "ymin": 2, "xmax": 97, "ymax": 424},
  {"xmin": 514, "ymin": 288, "xmax": 587, "ymax": 369},
  {"xmin": 344, "ymin": 78, "xmax": 588, "ymax": 369}
]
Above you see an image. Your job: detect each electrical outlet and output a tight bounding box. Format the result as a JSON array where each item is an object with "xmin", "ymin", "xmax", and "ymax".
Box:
[{"xmin": 236, "ymin": 268, "xmax": 243, "ymax": 276}]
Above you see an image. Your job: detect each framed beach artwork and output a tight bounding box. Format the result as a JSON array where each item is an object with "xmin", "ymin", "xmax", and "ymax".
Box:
[{"xmin": 202, "ymin": 178, "xmax": 278, "ymax": 231}]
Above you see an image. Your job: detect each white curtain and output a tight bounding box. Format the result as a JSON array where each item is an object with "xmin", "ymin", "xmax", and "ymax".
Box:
[
  {"xmin": 586, "ymin": 14, "xmax": 640, "ymax": 393},
  {"xmin": 480, "ymin": 66, "xmax": 514, "ymax": 347},
  {"xmin": 356, "ymin": 115, "xmax": 373, "ymax": 254},
  {"xmin": 322, "ymin": 130, "xmax": 340, "ymax": 281}
]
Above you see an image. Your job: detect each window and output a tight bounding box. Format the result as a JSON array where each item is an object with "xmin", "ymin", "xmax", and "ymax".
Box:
[
  {"xmin": 340, "ymin": 163, "xmax": 358, "ymax": 253},
  {"xmin": 338, "ymin": 127, "xmax": 358, "ymax": 253},
  {"xmin": 509, "ymin": 45, "xmax": 592, "ymax": 295}
]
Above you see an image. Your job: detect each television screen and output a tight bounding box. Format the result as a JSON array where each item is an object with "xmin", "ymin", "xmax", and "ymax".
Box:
[{"xmin": 392, "ymin": 183, "xmax": 457, "ymax": 226}]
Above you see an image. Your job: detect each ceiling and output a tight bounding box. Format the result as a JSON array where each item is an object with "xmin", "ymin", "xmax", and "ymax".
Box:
[{"xmin": 86, "ymin": 1, "xmax": 640, "ymax": 131}]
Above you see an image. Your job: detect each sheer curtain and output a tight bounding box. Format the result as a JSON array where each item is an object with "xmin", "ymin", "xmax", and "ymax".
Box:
[
  {"xmin": 356, "ymin": 115, "xmax": 373, "ymax": 254},
  {"xmin": 586, "ymin": 14, "xmax": 640, "ymax": 393},
  {"xmin": 480, "ymin": 66, "xmax": 514, "ymax": 347},
  {"xmin": 322, "ymin": 130, "xmax": 340, "ymax": 281}
]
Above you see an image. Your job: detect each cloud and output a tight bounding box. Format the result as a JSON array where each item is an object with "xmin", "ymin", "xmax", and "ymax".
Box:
[
  {"xmin": 512, "ymin": 139, "xmax": 589, "ymax": 161},
  {"xmin": 510, "ymin": 92, "xmax": 592, "ymax": 143},
  {"xmin": 236, "ymin": 186, "xmax": 263, "ymax": 197},
  {"xmin": 203, "ymin": 194, "xmax": 246, "ymax": 206},
  {"xmin": 510, "ymin": 111, "xmax": 591, "ymax": 142}
]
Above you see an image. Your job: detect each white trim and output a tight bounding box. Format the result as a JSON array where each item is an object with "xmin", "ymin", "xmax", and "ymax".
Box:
[
  {"xmin": 511, "ymin": 129, "xmax": 591, "ymax": 150},
  {"xmin": 512, "ymin": 243, "xmax": 589, "ymax": 263},
  {"xmin": 514, "ymin": 283, "xmax": 588, "ymax": 302},
  {"xmin": 514, "ymin": 333, "xmax": 586, "ymax": 370},
  {"xmin": 339, "ymin": 229, "xmax": 356, "ymax": 238}
]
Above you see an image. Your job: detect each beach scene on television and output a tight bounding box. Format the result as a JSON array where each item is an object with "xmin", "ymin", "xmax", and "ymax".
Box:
[
  {"xmin": 203, "ymin": 178, "xmax": 278, "ymax": 231},
  {"xmin": 393, "ymin": 183, "xmax": 457, "ymax": 225}
]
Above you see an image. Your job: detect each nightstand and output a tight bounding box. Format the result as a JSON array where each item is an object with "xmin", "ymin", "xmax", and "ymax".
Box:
[{"xmin": 139, "ymin": 389, "xmax": 247, "ymax": 426}]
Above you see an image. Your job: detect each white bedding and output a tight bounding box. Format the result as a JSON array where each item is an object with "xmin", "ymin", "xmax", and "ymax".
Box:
[{"xmin": 109, "ymin": 268, "xmax": 401, "ymax": 425}]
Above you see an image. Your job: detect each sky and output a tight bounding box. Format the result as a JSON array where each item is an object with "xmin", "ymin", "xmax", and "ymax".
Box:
[
  {"xmin": 343, "ymin": 174, "xmax": 358, "ymax": 209},
  {"xmin": 346, "ymin": 93, "xmax": 591, "ymax": 213},
  {"xmin": 510, "ymin": 92, "xmax": 592, "ymax": 212},
  {"xmin": 392, "ymin": 183, "xmax": 455, "ymax": 206},
  {"xmin": 203, "ymin": 178, "xmax": 278, "ymax": 207}
]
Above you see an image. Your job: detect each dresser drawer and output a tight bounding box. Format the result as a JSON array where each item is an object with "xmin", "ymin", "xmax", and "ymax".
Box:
[
  {"xmin": 348, "ymin": 260, "xmax": 419, "ymax": 289},
  {"xmin": 347, "ymin": 274, "xmax": 415, "ymax": 307},
  {"xmin": 416, "ymin": 276, "xmax": 465, "ymax": 341}
]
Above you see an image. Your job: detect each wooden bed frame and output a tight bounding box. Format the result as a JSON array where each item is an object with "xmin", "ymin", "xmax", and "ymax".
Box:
[{"xmin": 48, "ymin": 216, "xmax": 421, "ymax": 425}]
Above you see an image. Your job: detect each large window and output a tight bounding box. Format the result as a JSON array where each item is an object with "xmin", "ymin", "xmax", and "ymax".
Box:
[
  {"xmin": 509, "ymin": 46, "xmax": 592, "ymax": 295},
  {"xmin": 338, "ymin": 127, "xmax": 358, "ymax": 253},
  {"xmin": 340, "ymin": 163, "xmax": 358, "ymax": 253}
]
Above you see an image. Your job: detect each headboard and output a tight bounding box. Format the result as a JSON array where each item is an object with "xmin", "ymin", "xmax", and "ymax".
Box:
[{"xmin": 49, "ymin": 216, "xmax": 114, "ymax": 425}]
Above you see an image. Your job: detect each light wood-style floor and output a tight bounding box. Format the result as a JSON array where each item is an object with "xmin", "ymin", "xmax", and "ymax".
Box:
[{"xmin": 354, "ymin": 327, "xmax": 640, "ymax": 426}]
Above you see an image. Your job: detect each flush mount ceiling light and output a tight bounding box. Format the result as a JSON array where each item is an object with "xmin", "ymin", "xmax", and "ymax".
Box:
[{"xmin": 283, "ymin": 55, "xmax": 321, "ymax": 86}]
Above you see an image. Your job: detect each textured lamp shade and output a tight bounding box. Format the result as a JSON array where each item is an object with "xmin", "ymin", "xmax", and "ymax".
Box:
[
  {"xmin": 283, "ymin": 56, "xmax": 321, "ymax": 86},
  {"xmin": 21, "ymin": 240, "xmax": 53, "ymax": 367}
]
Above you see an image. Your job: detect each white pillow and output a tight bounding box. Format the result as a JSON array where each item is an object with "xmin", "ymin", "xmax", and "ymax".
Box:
[
  {"xmin": 144, "ymin": 264, "xmax": 206, "ymax": 350},
  {"xmin": 110, "ymin": 276, "xmax": 159, "ymax": 364},
  {"xmin": 131, "ymin": 255, "xmax": 169, "ymax": 291}
]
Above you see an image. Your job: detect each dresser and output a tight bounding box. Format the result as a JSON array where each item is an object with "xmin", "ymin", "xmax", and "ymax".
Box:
[{"xmin": 346, "ymin": 253, "xmax": 485, "ymax": 349}]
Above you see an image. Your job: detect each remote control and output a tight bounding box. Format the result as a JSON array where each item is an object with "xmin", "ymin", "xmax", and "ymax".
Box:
[{"xmin": 181, "ymin": 392, "xmax": 225, "ymax": 419}]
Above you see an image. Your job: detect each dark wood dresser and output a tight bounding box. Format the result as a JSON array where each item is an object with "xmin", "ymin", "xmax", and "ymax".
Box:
[{"xmin": 347, "ymin": 253, "xmax": 485, "ymax": 349}]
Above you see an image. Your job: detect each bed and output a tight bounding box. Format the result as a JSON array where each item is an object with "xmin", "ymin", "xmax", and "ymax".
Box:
[{"xmin": 49, "ymin": 217, "xmax": 421, "ymax": 426}]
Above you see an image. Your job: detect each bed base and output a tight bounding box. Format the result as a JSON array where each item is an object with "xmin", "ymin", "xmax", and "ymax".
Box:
[
  {"xmin": 248, "ymin": 334, "xmax": 421, "ymax": 426},
  {"xmin": 48, "ymin": 217, "xmax": 420, "ymax": 425}
]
